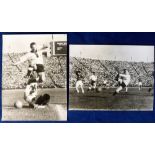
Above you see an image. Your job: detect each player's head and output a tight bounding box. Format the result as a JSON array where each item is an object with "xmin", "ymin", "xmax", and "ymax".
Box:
[
  {"xmin": 76, "ymin": 70, "xmax": 81, "ymax": 75},
  {"xmin": 124, "ymin": 69, "xmax": 129, "ymax": 75},
  {"xmin": 30, "ymin": 42, "xmax": 37, "ymax": 51},
  {"xmin": 92, "ymin": 71, "xmax": 95, "ymax": 75}
]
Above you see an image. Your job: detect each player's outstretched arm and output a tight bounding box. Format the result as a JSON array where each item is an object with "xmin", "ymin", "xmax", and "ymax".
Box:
[
  {"xmin": 12, "ymin": 61, "xmax": 21, "ymax": 66},
  {"xmin": 13, "ymin": 53, "xmax": 30, "ymax": 66},
  {"xmin": 119, "ymin": 74, "xmax": 126, "ymax": 78}
]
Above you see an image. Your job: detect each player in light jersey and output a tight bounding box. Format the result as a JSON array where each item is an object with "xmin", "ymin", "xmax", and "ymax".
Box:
[
  {"xmin": 24, "ymin": 71, "xmax": 38, "ymax": 107},
  {"xmin": 24, "ymin": 71, "xmax": 50, "ymax": 108},
  {"xmin": 75, "ymin": 70, "xmax": 84, "ymax": 94},
  {"xmin": 88, "ymin": 72, "xmax": 97, "ymax": 91},
  {"xmin": 138, "ymin": 78, "xmax": 142, "ymax": 91},
  {"xmin": 13, "ymin": 42, "xmax": 49, "ymax": 83},
  {"xmin": 113, "ymin": 69, "xmax": 131, "ymax": 95}
]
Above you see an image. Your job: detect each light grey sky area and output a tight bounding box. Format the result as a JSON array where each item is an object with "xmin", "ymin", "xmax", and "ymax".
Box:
[
  {"xmin": 70, "ymin": 45, "xmax": 154, "ymax": 62},
  {"xmin": 3, "ymin": 34, "xmax": 67, "ymax": 53}
]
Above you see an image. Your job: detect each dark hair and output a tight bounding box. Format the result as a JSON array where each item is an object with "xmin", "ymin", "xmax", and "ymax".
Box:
[
  {"xmin": 35, "ymin": 94, "xmax": 50, "ymax": 106},
  {"xmin": 43, "ymin": 94, "xmax": 50, "ymax": 101},
  {"xmin": 30, "ymin": 42, "xmax": 36, "ymax": 48},
  {"xmin": 76, "ymin": 70, "xmax": 81, "ymax": 74}
]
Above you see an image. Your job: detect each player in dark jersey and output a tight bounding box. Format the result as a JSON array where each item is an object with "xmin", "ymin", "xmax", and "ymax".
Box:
[
  {"xmin": 24, "ymin": 71, "xmax": 50, "ymax": 108},
  {"xmin": 75, "ymin": 70, "xmax": 84, "ymax": 93}
]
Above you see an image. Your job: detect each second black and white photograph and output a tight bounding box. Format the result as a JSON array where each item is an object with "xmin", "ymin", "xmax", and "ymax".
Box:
[{"xmin": 69, "ymin": 45, "xmax": 154, "ymax": 111}]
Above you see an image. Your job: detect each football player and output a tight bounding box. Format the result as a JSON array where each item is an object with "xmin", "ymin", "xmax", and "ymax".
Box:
[
  {"xmin": 75, "ymin": 70, "xmax": 84, "ymax": 93},
  {"xmin": 24, "ymin": 71, "xmax": 50, "ymax": 108},
  {"xmin": 113, "ymin": 69, "xmax": 131, "ymax": 95},
  {"xmin": 13, "ymin": 42, "xmax": 50, "ymax": 83},
  {"xmin": 24, "ymin": 71, "xmax": 38, "ymax": 107},
  {"xmin": 88, "ymin": 72, "xmax": 97, "ymax": 91},
  {"xmin": 138, "ymin": 78, "xmax": 142, "ymax": 91}
]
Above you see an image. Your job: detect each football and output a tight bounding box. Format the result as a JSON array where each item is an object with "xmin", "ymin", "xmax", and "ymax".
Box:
[
  {"xmin": 96, "ymin": 87, "xmax": 102, "ymax": 92},
  {"xmin": 14, "ymin": 100, "xmax": 23, "ymax": 109}
]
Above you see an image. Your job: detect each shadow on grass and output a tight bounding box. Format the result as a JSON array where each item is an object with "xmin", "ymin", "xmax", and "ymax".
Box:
[{"xmin": 4, "ymin": 105, "xmax": 31, "ymax": 109}]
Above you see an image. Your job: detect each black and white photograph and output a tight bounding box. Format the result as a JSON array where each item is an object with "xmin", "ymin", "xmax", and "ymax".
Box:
[
  {"xmin": 2, "ymin": 34, "xmax": 67, "ymax": 121},
  {"xmin": 69, "ymin": 45, "xmax": 154, "ymax": 110}
]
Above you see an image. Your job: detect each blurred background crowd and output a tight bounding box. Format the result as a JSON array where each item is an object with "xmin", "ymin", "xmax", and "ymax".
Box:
[
  {"xmin": 2, "ymin": 53, "xmax": 66, "ymax": 89},
  {"xmin": 3, "ymin": 54, "xmax": 154, "ymax": 89}
]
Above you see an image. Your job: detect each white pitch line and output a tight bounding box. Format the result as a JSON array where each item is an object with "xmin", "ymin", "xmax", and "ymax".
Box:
[{"xmin": 55, "ymin": 105, "xmax": 67, "ymax": 121}]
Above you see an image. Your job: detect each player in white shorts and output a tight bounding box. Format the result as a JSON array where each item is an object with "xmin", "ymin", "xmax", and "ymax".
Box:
[
  {"xmin": 88, "ymin": 72, "xmax": 97, "ymax": 91},
  {"xmin": 75, "ymin": 70, "xmax": 84, "ymax": 94},
  {"xmin": 113, "ymin": 69, "xmax": 131, "ymax": 95},
  {"xmin": 28, "ymin": 42, "xmax": 50, "ymax": 83},
  {"xmin": 138, "ymin": 78, "xmax": 142, "ymax": 91}
]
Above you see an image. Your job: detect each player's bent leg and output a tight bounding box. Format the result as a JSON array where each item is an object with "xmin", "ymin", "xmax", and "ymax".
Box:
[
  {"xmin": 76, "ymin": 81, "xmax": 80, "ymax": 93},
  {"xmin": 93, "ymin": 83, "xmax": 96, "ymax": 90},
  {"xmin": 34, "ymin": 94, "xmax": 50, "ymax": 108},
  {"xmin": 76, "ymin": 86, "xmax": 79, "ymax": 93},
  {"xmin": 122, "ymin": 81, "xmax": 128, "ymax": 92},
  {"xmin": 80, "ymin": 82, "xmax": 84, "ymax": 94},
  {"xmin": 113, "ymin": 86, "xmax": 123, "ymax": 96},
  {"xmin": 148, "ymin": 87, "xmax": 153, "ymax": 92},
  {"xmin": 24, "ymin": 95, "xmax": 36, "ymax": 108},
  {"xmin": 88, "ymin": 82, "xmax": 93, "ymax": 91},
  {"xmin": 125, "ymin": 86, "xmax": 128, "ymax": 92},
  {"xmin": 118, "ymin": 78, "xmax": 123, "ymax": 85},
  {"xmin": 116, "ymin": 86, "xmax": 123, "ymax": 93},
  {"xmin": 38, "ymin": 72, "xmax": 46, "ymax": 83},
  {"xmin": 91, "ymin": 82, "xmax": 96, "ymax": 91},
  {"xmin": 88, "ymin": 86, "xmax": 92, "ymax": 91},
  {"xmin": 81, "ymin": 85, "xmax": 84, "ymax": 94},
  {"xmin": 24, "ymin": 66, "xmax": 33, "ymax": 78}
]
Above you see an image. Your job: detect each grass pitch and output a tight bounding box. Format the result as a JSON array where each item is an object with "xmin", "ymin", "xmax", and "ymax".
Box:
[
  {"xmin": 69, "ymin": 87, "xmax": 154, "ymax": 111},
  {"xmin": 2, "ymin": 88, "xmax": 67, "ymax": 121}
]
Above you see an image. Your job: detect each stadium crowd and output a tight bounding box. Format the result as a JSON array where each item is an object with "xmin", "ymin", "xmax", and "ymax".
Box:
[
  {"xmin": 70, "ymin": 57, "xmax": 154, "ymax": 87},
  {"xmin": 2, "ymin": 53, "xmax": 66, "ymax": 89}
]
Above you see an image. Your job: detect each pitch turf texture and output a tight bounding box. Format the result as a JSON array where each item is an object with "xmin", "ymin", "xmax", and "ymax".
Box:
[
  {"xmin": 69, "ymin": 87, "xmax": 154, "ymax": 111},
  {"xmin": 2, "ymin": 88, "xmax": 67, "ymax": 121}
]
